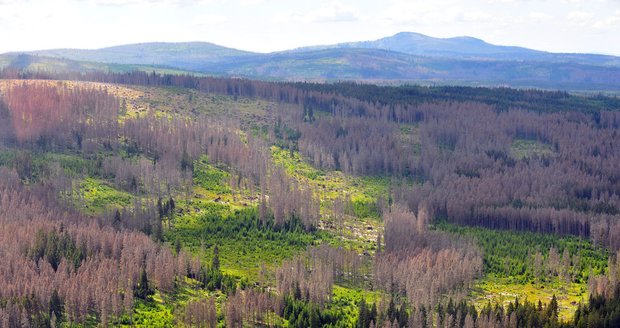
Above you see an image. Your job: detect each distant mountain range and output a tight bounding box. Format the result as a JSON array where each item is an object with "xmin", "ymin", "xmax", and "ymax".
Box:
[
  {"xmin": 290, "ymin": 32, "xmax": 620, "ymax": 65},
  {"xmin": 2, "ymin": 32, "xmax": 620, "ymax": 90},
  {"xmin": 25, "ymin": 42, "xmax": 254, "ymax": 70}
]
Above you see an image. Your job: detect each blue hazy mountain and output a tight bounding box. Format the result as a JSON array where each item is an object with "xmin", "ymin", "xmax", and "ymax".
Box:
[{"xmin": 5, "ymin": 32, "xmax": 620, "ymax": 90}]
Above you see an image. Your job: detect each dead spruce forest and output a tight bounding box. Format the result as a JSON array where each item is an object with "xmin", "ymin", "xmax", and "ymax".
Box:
[{"xmin": 1, "ymin": 69, "xmax": 620, "ymax": 328}]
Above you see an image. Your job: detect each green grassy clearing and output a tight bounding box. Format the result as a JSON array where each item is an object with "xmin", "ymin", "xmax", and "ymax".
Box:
[
  {"xmin": 511, "ymin": 138, "xmax": 554, "ymax": 160},
  {"xmin": 124, "ymin": 278, "xmax": 227, "ymax": 328},
  {"xmin": 120, "ymin": 85, "xmax": 274, "ymax": 124},
  {"xmin": 470, "ymin": 276, "xmax": 587, "ymax": 321},
  {"xmin": 271, "ymin": 146, "xmax": 389, "ymax": 220},
  {"xmin": 325, "ymin": 285, "xmax": 383, "ymax": 327},
  {"xmin": 270, "ymin": 146, "xmax": 389, "ymax": 253},
  {"xmin": 168, "ymin": 206, "xmax": 322, "ymax": 282},
  {"xmin": 193, "ymin": 156, "xmax": 232, "ymax": 195},
  {"xmin": 438, "ymin": 222, "xmax": 608, "ymax": 320},
  {"xmin": 77, "ymin": 178, "xmax": 134, "ymax": 215}
]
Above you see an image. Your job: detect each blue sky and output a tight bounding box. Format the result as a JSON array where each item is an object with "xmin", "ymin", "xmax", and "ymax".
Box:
[{"xmin": 1, "ymin": 0, "xmax": 620, "ymax": 55}]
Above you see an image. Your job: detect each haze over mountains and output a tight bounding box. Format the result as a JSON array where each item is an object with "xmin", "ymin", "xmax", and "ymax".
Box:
[
  {"xmin": 3, "ymin": 32, "xmax": 620, "ymax": 90},
  {"xmin": 291, "ymin": 32, "xmax": 620, "ymax": 64}
]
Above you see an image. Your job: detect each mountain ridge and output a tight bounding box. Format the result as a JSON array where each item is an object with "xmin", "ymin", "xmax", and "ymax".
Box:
[
  {"xmin": 3, "ymin": 32, "xmax": 620, "ymax": 90},
  {"xmin": 289, "ymin": 32, "xmax": 539, "ymax": 56},
  {"xmin": 21, "ymin": 41, "xmax": 256, "ymax": 71},
  {"xmin": 288, "ymin": 32, "xmax": 620, "ymax": 65},
  {"xmin": 17, "ymin": 32, "xmax": 620, "ymax": 66}
]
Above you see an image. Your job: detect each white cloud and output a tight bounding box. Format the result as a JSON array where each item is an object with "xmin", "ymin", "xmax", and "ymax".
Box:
[
  {"xmin": 528, "ymin": 12, "xmax": 554, "ymax": 23},
  {"xmin": 239, "ymin": 0, "xmax": 264, "ymax": 6},
  {"xmin": 457, "ymin": 11, "xmax": 494, "ymax": 23},
  {"xmin": 567, "ymin": 10, "xmax": 595, "ymax": 25},
  {"xmin": 378, "ymin": 1, "xmax": 461, "ymax": 25},
  {"xmin": 593, "ymin": 9, "xmax": 620, "ymax": 28},
  {"xmin": 83, "ymin": 0, "xmax": 142, "ymax": 4},
  {"xmin": 311, "ymin": 2, "xmax": 359, "ymax": 22},
  {"xmin": 77, "ymin": 0, "xmax": 213, "ymax": 6},
  {"xmin": 192, "ymin": 13, "xmax": 227, "ymax": 26},
  {"xmin": 274, "ymin": 1, "xmax": 360, "ymax": 24}
]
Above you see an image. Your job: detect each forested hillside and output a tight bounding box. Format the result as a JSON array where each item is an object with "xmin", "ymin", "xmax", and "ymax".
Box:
[
  {"xmin": 9, "ymin": 31, "xmax": 620, "ymax": 90},
  {"xmin": 1, "ymin": 69, "xmax": 620, "ymax": 327}
]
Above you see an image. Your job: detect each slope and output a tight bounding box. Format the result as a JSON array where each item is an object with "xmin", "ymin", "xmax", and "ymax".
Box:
[
  {"xmin": 0, "ymin": 53, "xmax": 204, "ymax": 76},
  {"xmin": 24, "ymin": 41, "xmax": 256, "ymax": 71},
  {"xmin": 202, "ymin": 48, "xmax": 620, "ymax": 90},
  {"xmin": 292, "ymin": 32, "xmax": 620, "ymax": 66}
]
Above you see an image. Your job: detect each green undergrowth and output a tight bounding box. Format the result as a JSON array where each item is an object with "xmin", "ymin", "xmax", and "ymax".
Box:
[
  {"xmin": 193, "ymin": 156, "xmax": 231, "ymax": 194},
  {"xmin": 279, "ymin": 285, "xmax": 383, "ymax": 327},
  {"xmin": 437, "ymin": 222, "xmax": 608, "ymax": 283},
  {"xmin": 269, "ymin": 146, "xmax": 397, "ymax": 256},
  {"xmin": 131, "ymin": 293, "xmax": 174, "ymax": 328},
  {"xmin": 168, "ymin": 207, "xmax": 324, "ymax": 282},
  {"xmin": 184, "ymin": 156, "xmax": 257, "ymax": 217},
  {"xmin": 326, "ymin": 285, "xmax": 383, "ymax": 327},
  {"xmin": 0, "ymin": 149, "xmax": 14, "ymax": 166},
  {"xmin": 0, "ymin": 150, "xmax": 137, "ymax": 217},
  {"xmin": 400, "ymin": 124, "xmax": 421, "ymax": 156},
  {"xmin": 127, "ymin": 85, "xmax": 274, "ymax": 124},
  {"xmin": 271, "ymin": 146, "xmax": 390, "ymax": 220},
  {"xmin": 123, "ymin": 278, "xmax": 225, "ymax": 328},
  {"xmin": 470, "ymin": 276, "xmax": 587, "ymax": 321},
  {"xmin": 322, "ymin": 218, "xmax": 383, "ymax": 255},
  {"xmin": 511, "ymin": 138, "xmax": 554, "ymax": 160},
  {"xmin": 270, "ymin": 146, "xmax": 390, "ymax": 254},
  {"xmin": 77, "ymin": 178, "xmax": 134, "ymax": 215},
  {"xmin": 437, "ymin": 222, "xmax": 608, "ymax": 321},
  {"xmin": 0, "ymin": 149, "xmax": 95, "ymax": 182},
  {"xmin": 44, "ymin": 153, "xmax": 90, "ymax": 175}
]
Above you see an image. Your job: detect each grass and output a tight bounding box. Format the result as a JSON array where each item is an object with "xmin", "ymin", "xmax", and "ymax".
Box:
[
  {"xmin": 400, "ymin": 123, "xmax": 421, "ymax": 156},
  {"xmin": 131, "ymin": 293, "xmax": 175, "ymax": 328},
  {"xmin": 271, "ymin": 146, "xmax": 390, "ymax": 218},
  {"xmin": 193, "ymin": 156, "xmax": 231, "ymax": 195},
  {"xmin": 326, "ymin": 285, "xmax": 383, "ymax": 326},
  {"xmin": 438, "ymin": 222, "xmax": 608, "ymax": 321},
  {"xmin": 511, "ymin": 138, "xmax": 554, "ymax": 160},
  {"xmin": 166, "ymin": 150, "xmax": 333, "ymax": 284},
  {"xmin": 170, "ymin": 210, "xmax": 321, "ymax": 282},
  {"xmin": 169, "ymin": 174, "xmax": 324, "ymax": 282},
  {"xmin": 0, "ymin": 79, "xmax": 276, "ymax": 128},
  {"xmin": 470, "ymin": 276, "xmax": 587, "ymax": 321},
  {"xmin": 41, "ymin": 153, "xmax": 89, "ymax": 176},
  {"xmin": 0, "ymin": 149, "xmax": 15, "ymax": 168},
  {"xmin": 437, "ymin": 222, "xmax": 608, "ymax": 282},
  {"xmin": 215, "ymin": 231, "xmax": 317, "ymax": 280},
  {"xmin": 125, "ymin": 277, "xmax": 226, "ymax": 328},
  {"xmin": 270, "ymin": 146, "xmax": 390, "ymax": 253},
  {"xmin": 0, "ymin": 149, "xmax": 90, "ymax": 180},
  {"xmin": 122, "ymin": 85, "xmax": 274, "ymax": 124},
  {"xmin": 77, "ymin": 178, "xmax": 133, "ymax": 215}
]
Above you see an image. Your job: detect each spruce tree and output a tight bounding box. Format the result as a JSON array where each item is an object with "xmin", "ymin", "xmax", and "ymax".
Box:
[
  {"xmin": 135, "ymin": 268, "xmax": 153, "ymax": 300},
  {"xmin": 49, "ymin": 289, "xmax": 63, "ymax": 323}
]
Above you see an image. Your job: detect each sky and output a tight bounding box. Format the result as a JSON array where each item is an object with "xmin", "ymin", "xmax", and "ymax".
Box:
[{"xmin": 1, "ymin": 0, "xmax": 620, "ymax": 55}]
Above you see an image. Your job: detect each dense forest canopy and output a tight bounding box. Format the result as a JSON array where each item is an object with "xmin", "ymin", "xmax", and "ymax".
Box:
[{"xmin": 0, "ymin": 69, "xmax": 619, "ymax": 327}]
